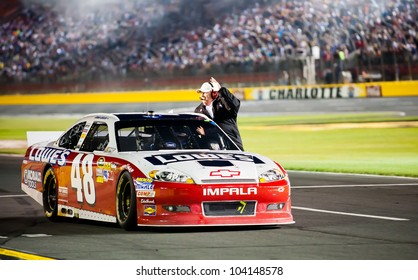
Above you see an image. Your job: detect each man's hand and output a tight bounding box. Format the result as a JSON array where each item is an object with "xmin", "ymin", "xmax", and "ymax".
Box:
[
  {"xmin": 210, "ymin": 77, "xmax": 221, "ymax": 92},
  {"xmin": 196, "ymin": 126, "xmax": 205, "ymax": 136}
]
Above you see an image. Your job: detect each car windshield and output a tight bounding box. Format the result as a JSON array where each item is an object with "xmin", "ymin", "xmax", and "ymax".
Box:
[{"xmin": 115, "ymin": 118, "xmax": 240, "ymax": 152}]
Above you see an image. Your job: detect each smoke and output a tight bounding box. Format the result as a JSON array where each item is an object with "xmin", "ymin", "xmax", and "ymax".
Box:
[
  {"xmin": 21, "ymin": 0, "xmax": 122, "ymax": 11},
  {"xmin": 17, "ymin": 0, "xmax": 168, "ymax": 45},
  {"xmin": 19, "ymin": 0, "xmax": 157, "ymax": 24}
]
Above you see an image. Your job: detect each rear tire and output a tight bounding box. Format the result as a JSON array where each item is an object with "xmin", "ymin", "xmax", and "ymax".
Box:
[
  {"xmin": 116, "ymin": 171, "xmax": 137, "ymax": 230},
  {"xmin": 43, "ymin": 167, "xmax": 58, "ymax": 221}
]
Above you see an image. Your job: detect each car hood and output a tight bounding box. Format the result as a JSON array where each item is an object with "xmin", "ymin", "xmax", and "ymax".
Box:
[{"xmin": 120, "ymin": 150, "xmax": 277, "ymax": 185}]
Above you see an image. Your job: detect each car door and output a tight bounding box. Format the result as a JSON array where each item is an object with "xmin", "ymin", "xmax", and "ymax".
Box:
[
  {"xmin": 55, "ymin": 121, "xmax": 91, "ymax": 212},
  {"xmin": 78, "ymin": 121, "xmax": 118, "ymax": 216},
  {"xmin": 57, "ymin": 121, "xmax": 118, "ymax": 221}
]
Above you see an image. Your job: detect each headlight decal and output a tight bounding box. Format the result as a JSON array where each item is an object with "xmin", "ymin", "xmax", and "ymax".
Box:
[
  {"xmin": 259, "ymin": 168, "xmax": 286, "ymax": 182},
  {"xmin": 149, "ymin": 169, "xmax": 194, "ymax": 184}
]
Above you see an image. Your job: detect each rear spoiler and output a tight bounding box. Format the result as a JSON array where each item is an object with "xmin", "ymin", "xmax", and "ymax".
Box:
[{"xmin": 26, "ymin": 131, "xmax": 64, "ymax": 147}]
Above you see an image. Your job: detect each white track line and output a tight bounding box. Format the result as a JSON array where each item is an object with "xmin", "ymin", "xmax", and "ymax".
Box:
[
  {"xmin": 0, "ymin": 194, "xmax": 28, "ymax": 198},
  {"xmin": 292, "ymin": 206, "xmax": 409, "ymax": 221},
  {"xmin": 21, "ymin": 234, "xmax": 52, "ymax": 238},
  {"xmin": 289, "ymin": 170, "xmax": 418, "ymax": 180},
  {"xmin": 292, "ymin": 183, "xmax": 418, "ymax": 189},
  {"xmin": 292, "ymin": 183, "xmax": 414, "ymax": 221}
]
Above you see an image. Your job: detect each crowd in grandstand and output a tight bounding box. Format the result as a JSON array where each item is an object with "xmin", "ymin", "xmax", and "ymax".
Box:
[{"xmin": 1, "ymin": 0, "xmax": 417, "ymax": 84}]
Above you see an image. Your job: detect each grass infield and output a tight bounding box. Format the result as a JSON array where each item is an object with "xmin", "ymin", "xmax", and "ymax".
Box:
[{"xmin": 1, "ymin": 113, "xmax": 418, "ymax": 177}]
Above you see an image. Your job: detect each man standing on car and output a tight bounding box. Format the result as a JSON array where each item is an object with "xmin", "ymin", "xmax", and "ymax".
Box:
[{"xmin": 195, "ymin": 77, "xmax": 244, "ymax": 150}]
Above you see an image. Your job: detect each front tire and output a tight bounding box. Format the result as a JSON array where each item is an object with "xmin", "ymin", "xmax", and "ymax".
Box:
[
  {"xmin": 116, "ymin": 171, "xmax": 137, "ymax": 230},
  {"xmin": 43, "ymin": 167, "xmax": 58, "ymax": 221}
]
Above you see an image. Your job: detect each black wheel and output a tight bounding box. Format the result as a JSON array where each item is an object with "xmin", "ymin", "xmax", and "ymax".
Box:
[
  {"xmin": 43, "ymin": 167, "xmax": 58, "ymax": 221},
  {"xmin": 116, "ymin": 171, "xmax": 137, "ymax": 230}
]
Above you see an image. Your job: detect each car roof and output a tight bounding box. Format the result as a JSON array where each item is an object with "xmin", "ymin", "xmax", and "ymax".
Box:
[
  {"xmin": 79, "ymin": 112, "xmax": 209, "ymax": 123},
  {"xmin": 113, "ymin": 112, "xmax": 208, "ymax": 121}
]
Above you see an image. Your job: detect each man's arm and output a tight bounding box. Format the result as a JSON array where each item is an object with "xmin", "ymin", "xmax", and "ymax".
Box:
[
  {"xmin": 218, "ymin": 86, "xmax": 240, "ymax": 117},
  {"xmin": 210, "ymin": 77, "xmax": 240, "ymax": 117}
]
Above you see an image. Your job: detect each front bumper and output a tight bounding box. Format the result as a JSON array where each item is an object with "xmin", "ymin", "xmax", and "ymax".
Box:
[{"xmin": 136, "ymin": 181, "xmax": 294, "ymax": 226}]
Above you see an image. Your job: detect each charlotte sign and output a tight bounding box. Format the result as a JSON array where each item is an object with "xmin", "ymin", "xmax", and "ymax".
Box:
[{"xmin": 251, "ymin": 84, "xmax": 365, "ymax": 100}]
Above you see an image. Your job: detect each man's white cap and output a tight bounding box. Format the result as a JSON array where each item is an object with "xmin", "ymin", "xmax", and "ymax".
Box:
[{"xmin": 197, "ymin": 82, "xmax": 212, "ymax": 93}]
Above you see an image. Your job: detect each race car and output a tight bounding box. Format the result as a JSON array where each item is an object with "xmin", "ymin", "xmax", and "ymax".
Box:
[{"xmin": 21, "ymin": 112, "xmax": 294, "ymax": 230}]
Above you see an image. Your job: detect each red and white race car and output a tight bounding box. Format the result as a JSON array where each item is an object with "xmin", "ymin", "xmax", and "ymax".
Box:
[{"xmin": 21, "ymin": 112, "xmax": 294, "ymax": 230}]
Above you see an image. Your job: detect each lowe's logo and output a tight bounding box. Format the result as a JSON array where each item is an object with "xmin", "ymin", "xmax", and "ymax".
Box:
[{"xmin": 203, "ymin": 187, "xmax": 257, "ymax": 196}]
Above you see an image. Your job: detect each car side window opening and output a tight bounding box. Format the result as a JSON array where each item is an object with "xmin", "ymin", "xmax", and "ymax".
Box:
[
  {"xmin": 116, "ymin": 119, "xmax": 239, "ymax": 152},
  {"xmin": 58, "ymin": 122, "xmax": 86, "ymax": 150},
  {"xmin": 117, "ymin": 126, "xmax": 155, "ymax": 151},
  {"xmin": 80, "ymin": 122, "xmax": 109, "ymax": 152}
]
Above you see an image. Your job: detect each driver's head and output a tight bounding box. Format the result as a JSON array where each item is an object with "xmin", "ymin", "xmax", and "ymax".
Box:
[{"xmin": 197, "ymin": 82, "xmax": 214, "ymax": 106}]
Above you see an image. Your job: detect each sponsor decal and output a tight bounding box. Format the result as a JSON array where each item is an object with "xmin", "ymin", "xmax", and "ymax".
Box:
[
  {"xmin": 96, "ymin": 168, "xmax": 110, "ymax": 183},
  {"xmin": 126, "ymin": 164, "xmax": 134, "ymax": 173},
  {"xmin": 95, "ymin": 116, "xmax": 109, "ymax": 120},
  {"xmin": 136, "ymin": 190, "xmax": 156, "ymax": 198},
  {"xmin": 231, "ymin": 89, "xmax": 245, "ymax": 100},
  {"xmin": 58, "ymin": 186, "xmax": 68, "ymax": 197},
  {"xmin": 366, "ymin": 85, "xmax": 382, "ymax": 97},
  {"xmin": 278, "ymin": 186, "xmax": 285, "ymax": 192},
  {"xmin": 97, "ymin": 157, "xmax": 115, "ymax": 170},
  {"xmin": 58, "ymin": 186, "xmax": 69, "ymax": 203},
  {"xmin": 210, "ymin": 169, "xmax": 240, "ymax": 177},
  {"xmin": 203, "ymin": 187, "xmax": 257, "ymax": 196},
  {"xmin": 140, "ymin": 199, "xmax": 155, "ymax": 204},
  {"xmin": 145, "ymin": 153, "xmax": 255, "ymax": 165},
  {"xmin": 23, "ymin": 169, "xmax": 42, "ymax": 189},
  {"xmin": 103, "ymin": 170, "xmax": 110, "ymax": 181},
  {"xmin": 97, "ymin": 157, "xmax": 105, "ymax": 167},
  {"xmin": 237, "ymin": 201, "xmax": 247, "ymax": 214},
  {"xmin": 143, "ymin": 205, "xmax": 156, "ymax": 216},
  {"xmin": 134, "ymin": 177, "xmax": 154, "ymax": 190},
  {"xmin": 29, "ymin": 147, "xmax": 70, "ymax": 166}
]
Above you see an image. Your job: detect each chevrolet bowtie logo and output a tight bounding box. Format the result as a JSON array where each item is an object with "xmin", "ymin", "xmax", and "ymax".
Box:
[{"xmin": 209, "ymin": 169, "xmax": 241, "ymax": 177}]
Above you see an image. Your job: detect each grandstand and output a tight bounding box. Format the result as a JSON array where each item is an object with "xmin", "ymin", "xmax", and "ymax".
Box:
[{"xmin": 0, "ymin": 0, "xmax": 417, "ymax": 94}]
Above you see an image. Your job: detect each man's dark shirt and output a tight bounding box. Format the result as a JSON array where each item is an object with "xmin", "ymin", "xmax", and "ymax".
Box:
[{"xmin": 194, "ymin": 87, "xmax": 244, "ymax": 150}]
